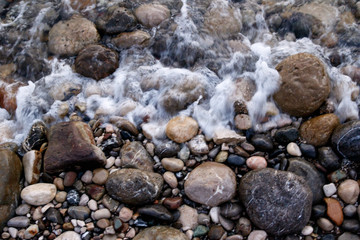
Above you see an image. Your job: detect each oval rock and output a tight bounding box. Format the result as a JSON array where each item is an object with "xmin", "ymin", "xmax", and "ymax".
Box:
[{"xmin": 21, "ymin": 183, "xmax": 56, "ymax": 206}]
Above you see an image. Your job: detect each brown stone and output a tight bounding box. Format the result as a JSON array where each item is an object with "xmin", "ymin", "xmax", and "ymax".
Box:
[
  {"xmin": 120, "ymin": 141, "xmax": 154, "ymax": 172},
  {"xmin": 273, "ymin": 53, "xmax": 330, "ymax": 117},
  {"xmin": 75, "ymin": 44, "xmax": 119, "ymax": 81},
  {"xmin": 44, "ymin": 121, "xmax": 106, "ymax": 174},
  {"xmin": 299, "ymin": 114, "xmax": 340, "ymax": 146},
  {"xmin": 63, "ymin": 171, "xmax": 77, "ymax": 187},
  {"xmin": 85, "ymin": 184, "xmax": 105, "ymax": 201},
  {"xmin": 0, "ymin": 80, "xmax": 26, "ymax": 115},
  {"xmin": 324, "ymin": 198, "xmax": 343, "ymax": 226},
  {"xmin": 0, "ymin": 150, "xmax": 22, "ymax": 230},
  {"xmin": 133, "ymin": 226, "xmax": 188, "ymax": 240},
  {"xmin": 166, "ymin": 116, "xmax": 198, "ymax": 143},
  {"xmin": 112, "ymin": 30, "xmax": 151, "ymax": 49},
  {"xmin": 134, "ymin": 4, "xmax": 170, "ymax": 28},
  {"xmin": 163, "ymin": 197, "xmax": 183, "ymax": 210}
]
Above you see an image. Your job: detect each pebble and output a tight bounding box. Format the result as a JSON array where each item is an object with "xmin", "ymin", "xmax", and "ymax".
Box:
[
  {"xmin": 32, "ymin": 207, "xmax": 43, "ymax": 220},
  {"xmin": 301, "ymin": 225, "xmax": 313, "ymax": 236},
  {"xmin": 105, "ymin": 157, "xmax": 115, "ymax": 169},
  {"xmin": 178, "ymin": 205, "xmax": 198, "ymax": 231},
  {"xmin": 81, "ymin": 171, "xmax": 93, "ymax": 184},
  {"xmin": 21, "ymin": 183, "xmax": 57, "ymax": 206},
  {"xmin": 323, "ymin": 183, "xmax": 337, "ymax": 197},
  {"xmin": 102, "ymin": 194, "xmax": 119, "ymax": 212},
  {"xmin": 85, "ymin": 184, "xmax": 105, "ymax": 201},
  {"xmin": 165, "ymin": 116, "xmax": 199, "ymax": 143},
  {"xmin": 337, "ymin": 179, "xmax": 359, "ymax": 204},
  {"xmin": 7, "ymin": 216, "xmax": 30, "ymax": 228},
  {"xmin": 343, "ymin": 204, "xmax": 357, "ymax": 217},
  {"xmin": 92, "ymin": 168, "xmax": 109, "ymax": 185},
  {"xmin": 274, "ymin": 126, "xmax": 299, "ymax": 145},
  {"xmin": 79, "ymin": 194, "xmax": 89, "ymax": 206},
  {"xmin": 54, "ymin": 231, "xmax": 81, "ymax": 240},
  {"xmin": 234, "ymin": 114, "xmax": 252, "ymax": 130},
  {"xmin": 220, "ymin": 202, "xmax": 242, "ymax": 219},
  {"xmin": 215, "ymin": 151, "xmax": 228, "ymax": 163},
  {"xmin": 341, "ymin": 219, "xmax": 360, "ymax": 232},
  {"xmin": 161, "ymin": 158, "xmax": 184, "ymax": 172},
  {"xmin": 22, "ymin": 150, "xmax": 42, "ymax": 184},
  {"xmin": 213, "ymin": 128, "xmax": 246, "ymax": 145},
  {"xmin": 46, "ymin": 207, "xmax": 64, "ymax": 224},
  {"xmin": 54, "ymin": 178, "xmax": 65, "ymax": 190},
  {"xmin": 219, "ymin": 215, "xmax": 234, "ymax": 231},
  {"xmin": 163, "ymin": 197, "xmax": 183, "ymax": 210},
  {"xmin": 15, "ymin": 204, "xmax": 31, "ymax": 216},
  {"xmin": 328, "ymin": 169, "xmax": 348, "ymax": 183},
  {"xmin": 318, "ymin": 147, "xmax": 340, "ymax": 171},
  {"xmin": 324, "ymin": 198, "xmax": 343, "ymax": 226},
  {"xmin": 126, "ymin": 228, "xmax": 136, "ymax": 238},
  {"xmin": 246, "ymin": 156, "xmax": 267, "ymax": 170},
  {"xmin": 208, "ymin": 225, "xmax": 225, "ymax": 240},
  {"xmin": 188, "ymin": 135, "xmax": 209, "ymax": 155},
  {"xmin": 247, "ymin": 230, "xmax": 267, "ymax": 240},
  {"xmin": 94, "ymin": 209, "xmax": 111, "ymax": 220},
  {"xmin": 97, "ymin": 219, "xmax": 110, "ymax": 229},
  {"xmin": 227, "ymin": 154, "xmax": 246, "ymax": 166},
  {"xmin": 251, "ymin": 134, "xmax": 273, "ymax": 152},
  {"xmin": 64, "ymin": 171, "xmax": 77, "ymax": 187},
  {"xmin": 299, "ymin": 143, "xmax": 316, "ymax": 158},
  {"xmin": 286, "ymin": 142, "xmax": 302, "ymax": 156},
  {"xmin": 67, "ymin": 189, "xmax": 80, "ymax": 205},
  {"xmin": 198, "ymin": 213, "xmax": 210, "ymax": 225},
  {"xmin": 138, "ymin": 204, "xmax": 173, "ymax": 221},
  {"xmin": 163, "ymin": 171, "xmax": 178, "ymax": 188},
  {"xmin": 68, "ymin": 206, "xmax": 91, "ymax": 220},
  {"xmin": 56, "ymin": 191, "xmax": 67, "ymax": 203},
  {"xmin": 2, "ymin": 232, "xmax": 10, "ymax": 239},
  {"xmin": 8, "ymin": 227, "xmax": 17, "ymax": 238},
  {"xmin": 226, "ymin": 235, "xmax": 243, "ymax": 240},
  {"xmin": 193, "ymin": 225, "xmax": 209, "ymax": 237},
  {"xmin": 236, "ymin": 217, "xmax": 252, "ymax": 236},
  {"xmin": 338, "ymin": 232, "xmax": 360, "ymax": 240},
  {"xmin": 119, "ymin": 207, "xmax": 133, "ymax": 222},
  {"xmin": 210, "ymin": 207, "xmax": 220, "ymax": 224},
  {"xmin": 24, "ymin": 224, "xmax": 39, "ymax": 239}
]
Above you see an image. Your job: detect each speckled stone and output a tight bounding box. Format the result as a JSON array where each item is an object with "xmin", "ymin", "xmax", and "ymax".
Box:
[
  {"xmin": 133, "ymin": 226, "xmax": 188, "ymax": 240},
  {"xmin": 166, "ymin": 116, "xmax": 199, "ymax": 143}
]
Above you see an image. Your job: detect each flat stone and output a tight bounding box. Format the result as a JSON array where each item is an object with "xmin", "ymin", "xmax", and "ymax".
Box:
[
  {"xmin": 331, "ymin": 120, "xmax": 360, "ymax": 161},
  {"xmin": 324, "ymin": 198, "xmax": 343, "ymax": 226},
  {"xmin": 7, "ymin": 216, "xmax": 30, "ymax": 228},
  {"xmin": 46, "ymin": 207, "xmax": 63, "ymax": 224},
  {"xmin": 120, "ymin": 141, "xmax": 154, "ymax": 172},
  {"xmin": 163, "ymin": 171, "xmax": 178, "ymax": 188},
  {"xmin": 68, "ymin": 206, "xmax": 91, "ymax": 220},
  {"xmin": 184, "ymin": 162, "xmax": 236, "ymax": 207},
  {"xmin": 163, "ymin": 197, "xmax": 183, "ymax": 210},
  {"xmin": 15, "ymin": 204, "xmax": 31, "ymax": 216},
  {"xmin": 273, "ymin": 53, "xmax": 330, "ymax": 117},
  {"xmin": 213, "ymin": 128, "xmax": 246, "ymax": 145},
  {"xmin": 188, "ymin": 135, "xmax": 209, "ymax": 155},
  {"xmin": 161, "ymin": 158, "xmax": 184, "ymax": 172},
  {"xmin": 133, "ymin": 226, "xmax": 188, "ymax": 240},
  {"xmin": 135, "ymin": 4, "xmax": 170, "ymax": 28},
  {"xmin": 239, "ymin": 168, "xmax": 312, "ymax": 236},
  {"xmin": 48, "ymin": 15, "xmax": 100, "ymax": 56},
  {"xmin": 92, "ymin": 168, "xmax": 109, "ymax": 185},
  {"xmin": 22, "ymin": 150, "xmax": 42, "ymax": 184},
  {"xmin": 337, "ymin": 179, "xmax": 359, "ymax": 204},
  {"xmin": 106, "ymin": 169, "xmax": 163, "ymax": 205},
  {"xmin": 21, "ymin": 183, "xmax": 56, "ymax": 206},
  {"xmin": 274, "ymin": 126, "xmax": 299, "ymax": 145},
  {"xmin": 155, "ymin": 141, "xmax": 180, "ymax": 158},
  {"xmin": 166, "ymin": 116, "xmax": 198, "ymax": 143},
  {"xmin": 299, "ymin": 114, "xmax": 340, "ymax": 146},
  {"xmin": 287, "ymin": 158, "xmax": 325, "ymax": 203},
  {"xmin": 178, "ymin": 205, "xmax": 198, "ymax": 231},
  {"xmin": 220, "ymin": 202, "xmax": 242, "ymax": 219},
  {"xmin": 102, "ymin": 194, "xmax": 119, "ymax": 213},
  {"xmin": 44, "ymin": 121, "xmax": 106, "ymax": 174},
  {"xmin": 246, "ymin": 156, "xmax": 267, "ymax": 170},
  {"xmin": 112, "ymin": 30, "xmax": 151, "ymax": 49},
  {"xmin": 138, "ymin": 204, "xmax": 173, "ymax": 221},
  {"xmin": 119, "ymin": 207, "xmax": 133, "ymax": 222},
  {"xmin": 299, "ymin": 143, "xmax": 317, "ymax": 158},
  {"xmin": 0, "ymin": 150, "xmax": 22, "ymax": 229},
  {"xmin": 318, "ymin": 147, "xmax": 340, "ymax": 171}
]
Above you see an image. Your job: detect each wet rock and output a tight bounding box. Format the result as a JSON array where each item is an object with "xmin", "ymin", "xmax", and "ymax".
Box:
[
  {"xmin": 135, "ymin": 3, "xmax": 170, "ymax": 28},
  {"xmin": 342, "ymin": 219, "xmax": 360, "ymax": 233},
  {"xmin": 331, "ymin": 120, "xmax": 360, "ymax": 161},
  {"xmin": 48, "ymin": 15, "xmax": 100, "ymax": 56},
  {"xmin": 220, "ymin": 202, "xmax": 242, "ymax": 219},
  {"xmin": 68, "ymin": 206, "xmax": 91, "ymax": 220},
  {"xmin": 120, "ymin": 141, "xmax": 154, "ymax": 172},
  {"xmin": 274, "ymin": 126, "xmax": 299, "ymax": 145},
  {"xmin": 324, "ymin": 198, "xmax": 343, "ymax": 226},
  {"xmin": 239, "ymin": 168, "xmax": 312, "ymax": 236},
  {"xmin": 343, "ymin": 204, "xmax": 357, "ymax": 217},
  {"xmin": 188, "ymin": 135, "xmax": 209, "ymax": 155},
  {"xmin": 234, "ymin": 114, "xmax": 252, "ymax": 130},
  {"xmin": 155, "ymin": 141, "xmax": 180, "ymax": 158},
  {"xmin": 102, "ymin": 194, "xmax": 119, "ymax": 212},
  {"xmin": 299, "ymin": 143, "xmax": 316, "ymax": 158},
  {"xmin": 251, "ymin": 134, "xmax": 273, "ymax": 152},
  {"xmin": 163, "ymin": 197, "xmax": 182, "ymax": 210},
  {"xmin": 22, "ymin": 150, "xmax": 42, "ymax": 184},
  {"xmin": 337, "ymin": 179, "xmax": 359, "ymax": 204},
  {"xmin": 93, "ymin": 208, "xmax": 111, "ymax": 220},
  {"xmin": 138, "ymin": 204, "xmax": 173, "ymax": 222},
  {"xmin": 204, "ymin": 0, "xmax": 242, "ymax": 38},
  {"xmin": 45, "ymin": 208, "xmax": 63, "ymax": 224},
  {"xmin": 44, "ymin": 121, "xmax": 106, "ymax": 174},
  {"xmin": 287, "ymin": 158, "xmax": 325, "ymax": 204},
  {"xmin": 92, "ymin": 168, "xmax": 108, "ymax": 185},
  {"xmin": 273, "ymin": 53, "xmax": 330, "ymax": 117},
  {"xmin": 21, "ymin": 183, "xmax": 56, "ymax": 206},
  {"xmin": 299, "ymin": 114, "xmax": 340, "ymax": 147},
  {"xmin": 185, "ymin": 162, "xmax": 236, "ymax": 207},
  {"xmin": 112, "ymin": 30, "xmax": 151, "ymax": 49},
  {"xmin": 286, "ymin": 142, "xmax": 302, "ymax": 157},
  {"xmin": 54, "ymin": 231, "xmax": 81, "ymax": 240},
  {"xmin": 133, "ymin": 226, "xmax": 188, "ymax": 240},
  {"xmin": 0, "ymin": 80, "xmax": 25, "ymax": 115},
  {"xmin": 106, "ymin": 168, "xmax": 163, "ymax": 205},
  {"xmin": 342, "ymin": 65, "xmax": 360, "ymax": 84},
  {"xmin": 96, "ymin": 6, "xmax": 136, "ymax": 34},
  {"xmin": 213, "ymin": 128, "xmax": 246, "ymax": 145},
  {"xmin": 227, "ymin": 154, "xmax": 246, "ymax": 166},
  {"xmin": 208, "ymin": 225, "xmax": 225, "ymax": 240},
  {"xmin": 75, "ymin": 44, "xmax": 119, "ymax": 81},
  {"xmin": 64, "ymin": 171, "xmax": 77, "ymax": 187},
  {"xmin": 178, "ymin": 205, "xmax": 198, "ymax": 231},
  {"xmin": 317, "ymin": 218, "xmax": 334, "ymax": 232},
  {"xmin": 166, "ymin": 116, "xmax": 199, "ymax": 143},
  {"xmin": 21, "ymin": 121, "xmax": 47, "ymax": 153},
  {"xmin": 317, "ymin": 147, "xmax": 340, "ymax": 171},
  {"xmin": 0, "ymin": 150, "xmax": 22, "ymax": 229}
]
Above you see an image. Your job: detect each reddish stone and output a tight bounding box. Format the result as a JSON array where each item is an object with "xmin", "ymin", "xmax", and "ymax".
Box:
[
  {"xmin": 163, "ymin": 197, "xmax": 183, "ymax": 210},
  {"xmin": 85, "ymin": 184, "xmax": 105, "ymax": 201},
  {"xmin": 324, "ymin": 198, "xmax": 343, "ymax": 226}
]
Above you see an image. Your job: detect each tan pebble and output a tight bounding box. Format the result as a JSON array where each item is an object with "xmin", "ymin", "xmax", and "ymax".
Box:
[
  {"xmin": 166, "ymin": 116, "xmax": 199, "ymax": 143},
  {"xmin": 337, "ymin": 179, "xmax": 360, "ymax": 204},
  {"xmin": 235, "ymin": 114, "xmax": 252, "ymax": 130},
  {"xmin": 92, "ymin": 168, "xmax": 109, "ymax": 185},
  {"xmin": 287, "ymin": 142, "xmax": 302, "ymax": 156},
  {"xmin": 94, "ymin": 209, "xmax": 111, "ymax": 220},
  {"xmin": 53, "ymin": 178, "xmax": 64, "ymax": 190},
  {"xmin": 55, "ymin": 191, "xmax": 67, "ymax": 203},
  {"xmin": 32, "ymin": 207, "xmax": 43, "ymax": 221},
  {"xmin": 163, "ymin": 171, "xmax": 178, "ymax": 188},
  {"xmin": 246, "ymin": 156, "xmax": 267, "ymax": 170},
  {"xmin": 119, "ymin": 207, "xmax": 133, "ymax": 222},
  {"xmin": 317, "ymin": 217, "xmax": 334, "ymax": 231},
  {"xmin": 324, "ymin": 198, "xmax": 343, "ymax": 226},
  {"xmin": 161, "ymin": 158, "xmax": 184, "ymax": 172},
  {"xmin": 97, "ymin": 219, "xmax": 110, "ymax": 229}
]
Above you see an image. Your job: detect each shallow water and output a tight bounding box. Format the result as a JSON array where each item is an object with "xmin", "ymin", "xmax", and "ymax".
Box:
[{"xmin": 0, "ymin": 0, "xmax": 359, "ymax": 144}]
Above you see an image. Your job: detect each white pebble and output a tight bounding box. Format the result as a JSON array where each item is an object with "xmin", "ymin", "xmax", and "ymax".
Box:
[
  {"xmin": 79, "ymin": 194, "xmax": 89, "ymax": 206},
  {"xmin": 94, "ymin": 209, "xmax": 111, "ymax": 220},
  {"xmin": 88, "ymin": 199, "xmax": 98, "ymax": 211},
  {"xmin": 323, "ymin": 183, "xmax": 337, "ymax": 197},
  {"xmin": 8, "ymin": 227, "xmax": 18, "ymax": 238},
  {"xmin": 301, "ymin": 225, "xmax": 313, "ymax": 236},
  {"xmin": 286, "ymin": 142, "xmax": 302, "ymax": 156},
  {"xmin": 210, "ymin": 207, "xmax": 220, "ymax": 224},
  {"xmin": 77, "ymin": 220, "xmax": 85, "ymax": 227},
  {"xmin": 41, "ymin": 203, "xmax": 54, "ymax": 213},
  {"xmin": 105, "ymin": 157, "xmax": 115, "ymax": 169},
  {"xmin": 71, "ymin": 219, "xmax": 77, "ymax": 227},
  {"xmin": 115, "ymin": 157, "xmax": 121, "ymax": 167}
]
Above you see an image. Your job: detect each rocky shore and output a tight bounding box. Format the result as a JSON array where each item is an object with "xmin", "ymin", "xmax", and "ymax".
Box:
[{"xmin": 0, "ymin": 0, "xmax": 360, "ymax": 239}]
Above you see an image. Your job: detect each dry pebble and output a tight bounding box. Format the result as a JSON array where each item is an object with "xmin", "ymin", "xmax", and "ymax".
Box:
[
  {"xmin": 215, "ymin": 151, "xmax": 228, "ymax": 163},
  {"xmin": 92, "ymin": 168, "xmax": 109, "ymax": 185},
  {"xmin": 317, "ymin": 217, "xmax": 334, "ymax": 231},
  {"xmin": 54, "ymin": 178, "xmax": 65, "ymax": 190},
  {"xmin": 246, "ymin": 156, "xmax": 267, "ymax": 169},
  {"xmin": 323, "ymin": 183, "xmax": 337, "ymax": 197},
  {"xmin": 286, "ymin": 142, "xmax": 302, "ymax": 156},
  {"xmin": 163, "ymin": 171, "xmax": 178, "ymax": 188},
  {"xmin": 247, "ymin": 230, "xmax": 267, "ymax": 240},
  {"xmin": 161, "ymin": 158, "xmax": 184, "ymax": 172},
  {"xmin": 64, "ymin": 171, "xmax": 77, "ymax": 187},
  {"xmin": 119, "ymin": 207, "xmax": 133, "ymax": 222},
  {"xmin": 94, "ymin": 209, "xmax": 111, "ymax": 220},
  {"xmin": 178, "ymin": 205, "xmax": 198, "ymax": 231},
  {"xmin": 301, "ymin": 225, "xmax": 313, "ymax": 235},
  {"xmin": 337, "ymin": 179, "xmax": 359, "ymax": 204},
  {"xmin": 81, "ymin": 170, "xmax": 93, "ymax": 184}
]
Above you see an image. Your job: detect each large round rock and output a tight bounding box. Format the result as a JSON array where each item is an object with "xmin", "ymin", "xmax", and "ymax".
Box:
[
  {"xmin": 331, "ymin": 120, "xmax": 360, "ymax": 161},
  {"xmin": 239, "ymin": 168, "xmax": 312, "ymax": 236},
  {"xmin": 184, "ymin": 162, "xmax": 236, "ymax": 207},
  {"xmin": 75, "ymin": 44, "xmax": 119, "ymax": 81},
  {"xmin": 133, "ymin": 226, "xmax": 188, "ymax": 240},
  {"xmin": 105, "ymin": 169, "xmax": 163, "ymax": 205},
  {"xmin": 273, "ymin": 53, "xmax": 330, "ymax": 117},
  {"xmin": 48, "ymin": 15, "xmax": 100, "ymax": 56}
]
